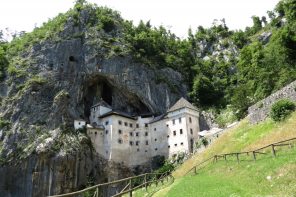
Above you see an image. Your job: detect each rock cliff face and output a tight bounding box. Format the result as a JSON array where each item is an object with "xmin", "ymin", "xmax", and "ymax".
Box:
[{"xmin": 0, "ymin": 5, "xmax": 187, "ymax": 197}]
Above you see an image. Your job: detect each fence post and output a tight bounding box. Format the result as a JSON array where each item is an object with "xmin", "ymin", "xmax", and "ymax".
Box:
[
  {"xmin": 96, "ymin": 186, "xmax": 99, "ymax": 197},
  {"xmin": 252, "ymin": 151, "xmax": 256, "ymax": 161},
  {"xmin": 271, "ymin": 144, "xmax": 276, "ymax": 157},
  {"xmin": 194, "ymin": 166, "xmax": 197, "ymax": 175},
  {"xmin": 236, "ymin": 153, "xmax": 239, "ymax": 163},
  {"xmin": 224, "ymin": 154, "xmax": 227, "ymax": 161},
  {"xmin": 144, "ymin": 174, "xmax": 147, "ymax": 191},
  {"xmin": 129, "ymin": 178, "xmax": 132, "ymax": 197},
  {"xmin": 155, "ymin": 174, "xmax": 158, "ymax": 187},
  {"xmin": 166, "ymin": 172, "xmax": 169, "ymax": 182}
]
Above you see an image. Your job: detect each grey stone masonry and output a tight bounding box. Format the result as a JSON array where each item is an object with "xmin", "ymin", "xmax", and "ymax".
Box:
[{"xmin": 248, "ymin": 80, "xmax": 296, "ymax": 124}]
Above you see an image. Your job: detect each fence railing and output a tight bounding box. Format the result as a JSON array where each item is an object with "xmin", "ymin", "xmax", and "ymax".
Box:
[
  {"xmin": 49, "ymin": 170, "xmax": 174, "ymax": 197},
  {"xmin": 186, "ymin": 137, "xmax": 296, "ymax": 175}
]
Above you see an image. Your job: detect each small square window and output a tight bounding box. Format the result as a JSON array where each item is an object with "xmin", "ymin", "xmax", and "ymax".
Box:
[
  {"xmin": 173, "ymin": 131, "xmax": 176, "ymax": 136},
  {"xmin": 174, "ymin": 144, "xmax": 177, "ymax": 147},
  {"xmin": 167, "ymin": 135, "xmax": 169, "ymax": 138},
  {"xmin": 105, "ymin": 121, "xmax": 109, "ymax": 125},
  {"xmin": 95, "ymin": 132, "xmax": 97, "ymax": 135},
  {"xmin": 118, "ymin": 139, "xmax": 122, "ymax": 144},
  {"xmin": 155, "ymin": 138, "xmax": 157, "ymax": 141},
  {"xmin": 172, "ymin": 119, "xmax": 175, "ymax": 125},
  {"xmin": 136, "ymin": 132, "xmax": 139, "ymax": 137},
  {"xmin": 118, "ymin": 120, "xmax": 122, "ymax": 125},
  {"xmin": 180, "ymin": 129, "xmax": 183, "ymax": 134},
  {"xmin": 181, "ymin": 142, "xmax": 184, "ymax": 145},
  {"xmin": 118, "ymin": 129, "xmax": 122, "ymax": 134},
  {"xmin": 189, "ymin": 117, "xmax": 192, "ymax": 123},
  {"xmin": 78, "ymin": 122, "xmax": 81, "ymax": 125},
  {"xmin": 129, "ymin": 123, "xmax": 133, "ymax": 128},
  {"xmin": 190, "ymin": 128, "xmax": 193, "ymax": 135},
  {"xmin": 105, "ymin": 130, "xmax": 108, "ymax": 134},
  {"xmin": 155, "ymin": 148, "xmax": 158, "ymax": 151},
  {"xmin": 145, "ymin": 141, "xmax": 149, "ymax": 145},
  {"xmin": 145, "ymin": 132, "xmax": 148, "ymax": 136},
  {"xmin": 145, "ymin": 123, "xmax": 148, "ymax": 128},
  {"xmin": 129, "ymin": 141, "xmax": 133, "ymax": 146},
  {"xmin": 168, "ymin": 145, "xmax": 170, "ymax": 148},
  {"xmin": 136, "ymin": 124, "xmax": 139, "ymax": 128},
  {"xmin": 129, "ymin": 132, "xmax": 133, "ymax": 136},
  {"xmin": 179, "ymin": 117, "xmax": 181, "ymax": 123},
  {"xmin": 154, "ymin": 128, "xmax": 156, "ymax": 131},
  {"xmin": 124, "ymin": 122, "xmax": 128, "ymax": 126},
  {"xmin": 145, "ymin": 150, "xmax": 148, "ymax": 153},
  {"xmin": 136, "ymin": 141, "xmax": 139, "ymax": 146},
  {"xmin": 137, "ymin": 148, "xmax": 140, "ymax": 152}
]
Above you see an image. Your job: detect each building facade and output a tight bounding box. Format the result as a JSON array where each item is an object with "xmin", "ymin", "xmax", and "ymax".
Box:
[{"xmin": 75, "ymin": 97, "xmax": 200, "ymax": 167}]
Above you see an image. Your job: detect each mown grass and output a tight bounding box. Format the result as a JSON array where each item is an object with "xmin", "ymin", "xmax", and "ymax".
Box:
[{"xmin": 154, "ymin": 112, "xmax": 296, "ymax": 196}]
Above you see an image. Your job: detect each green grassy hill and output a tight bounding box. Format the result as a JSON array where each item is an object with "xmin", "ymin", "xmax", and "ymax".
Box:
[{"xmin": 154, "ymin": 112, "xmax": 296, "ymax": 196}]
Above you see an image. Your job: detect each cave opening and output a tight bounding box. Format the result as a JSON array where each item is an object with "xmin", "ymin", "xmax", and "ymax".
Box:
[{"xmin": 82, "ymin": 76, "xmax": 152, "ymax": 121}]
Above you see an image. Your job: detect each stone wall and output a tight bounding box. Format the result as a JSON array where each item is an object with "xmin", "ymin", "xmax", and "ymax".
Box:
[{"xmin": 248, "ymin": 81, "xmax": 296, "ymax": 124}]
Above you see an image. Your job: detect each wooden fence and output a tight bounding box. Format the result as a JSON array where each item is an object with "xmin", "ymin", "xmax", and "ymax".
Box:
[
  {"xmin": 49, "ymin": 171, "xmax": 174, "ymax": 197},
  {"xmin": 186, "ymin": 137, "xmax": 296, "ymax": 175}
]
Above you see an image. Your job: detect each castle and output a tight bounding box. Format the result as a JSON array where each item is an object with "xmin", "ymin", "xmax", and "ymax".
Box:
[{"xmin": 74, "ymin": 97, "xmax": 200, "ymax": 167}]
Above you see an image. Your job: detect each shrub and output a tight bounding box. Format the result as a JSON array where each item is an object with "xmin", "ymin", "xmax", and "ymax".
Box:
[{"xmin": 270, "ymin": 99, "xmax": 296, "ymax": 121}]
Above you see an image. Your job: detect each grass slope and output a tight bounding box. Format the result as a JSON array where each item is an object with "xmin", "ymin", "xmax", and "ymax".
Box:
[{"xmin": 155, "ymin": 112, "xmax": 296, "ymax": 196}]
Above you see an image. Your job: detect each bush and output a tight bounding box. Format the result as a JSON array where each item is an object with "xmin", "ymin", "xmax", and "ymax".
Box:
[{"xmin": 270, "ymin": 99, "xmax": 296, "ymax": 121}]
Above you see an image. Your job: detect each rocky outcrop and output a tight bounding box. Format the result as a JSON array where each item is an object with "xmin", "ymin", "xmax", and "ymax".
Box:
[{"xmin": 0, "ymin": 5, "xmax": 187, "ymax": 197}]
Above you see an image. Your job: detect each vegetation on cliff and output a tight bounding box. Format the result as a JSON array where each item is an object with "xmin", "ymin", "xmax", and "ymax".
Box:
[{"xmin": 1, "ymin": 0, "xmax": 295, "ymax": 123}]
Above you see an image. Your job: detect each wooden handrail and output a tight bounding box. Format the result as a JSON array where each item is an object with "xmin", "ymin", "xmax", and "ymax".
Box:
[
  {"xmin": 49, "ymin": 171, "xmax": 173, "ymax": 197},
  {"xmin": 186, "ymin": 136, "xmax": 296, "ymax": 175}
]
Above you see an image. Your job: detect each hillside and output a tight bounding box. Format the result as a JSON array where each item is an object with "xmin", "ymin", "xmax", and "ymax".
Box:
[
  {"xmin": 154, "ymin": 113, "xmax": 296, "ymax": 196},
  {"xmin": 0, "ymin": 0, "xmax": 295, "ymax": 196}
]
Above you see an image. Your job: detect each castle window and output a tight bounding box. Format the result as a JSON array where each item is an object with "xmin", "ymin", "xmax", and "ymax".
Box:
[
  {"xmin": 118, "ymin": 129, "xmax": 122, "ymax": 134},
  {"xmin": 118, "ymin": 120, "xmax": 122, "ymax": 125},
  {"xmin": 95, "ymin": 132, "xmax": 97, "ymax": 135},
  {"xmin": 189, "ymin": 117, "xmax": 192, "ymax": 123},
  {"xmin": 105, "ymin": 121, "xmax": 109, "ymax": 125},
  {"xmin": 155, "ymin": 138, "xmax": 157, "ymax": 141},
  {"xmin": 180, "ymin": 129, "xmax": 183, "ymax": 135},
  {"xmin": 190, "ymin": 128, "xmax": 193, "ymax": 135},
  {"xmin": 105, "ymin": 130, "xmax": 108, "ymax": 134},
  {"xmin": 129, "ymin": 141, "xmax": 133, "ymax": 146},
  {"xmin": 145, "ymin": 132, "xmax": 148, "ymax": 136},
  {"xmin": 124, "ymin": 122, "xmax": 128, "ymax": 126},
  {"xmin": 155, "ymin": 148, "xmax": 158, "ymax": 151},
  {"xmin": 129, "ymin": 132, "xmax": 133, "ymax": 136},
  {"xmin": 154, "ymin": 128, "xmax": 156, "ymax": 131},
  {"xmin": 145, "ymin": 123, "xmax": 148, "ymax": 127},
  {"xmin": 78, "ymin": 122, "xmax": 81, "ymax": 125},
  {"xmin": 168, "ymin": 145, "xmax": 170, "ymax": 148},
  {"xmin": 167, "ymin": 135, "xmax": 169, "ymax": 138},
  {"xmin": 118, "ymin": 139, "xmax": 122, "ymax": 144},
  {"xmin": 136, "ymin": 141, "xmax": 139, "ymax": 146},
  {"xmin": 181, "ymin": 142, "xmax": 184, "ymax": 145},
  {"xmin": 136, "ymin": 132, "xmax": 139, "ymax": 137},
  {"xmin": 172, "ymin": 119, "xmax": 175, "ymax": 125},
  {"xmin": 166, "ymin": 124, "xmax": 169, "ymax": 127},
  {"xmin": 179, "ymin": 117, "xmax": 182, "ymax": 123},
  {"xmin": 174, "ymin": 144, "xmax": 177, "ymax": 147},
  {"xmin": 145, "ymin": 141, "xmax": 149, "ymax": 145},
  {"xmin": 129, "ymin": 123, "xmax": 133, "ymax": 128},
  {"xmin": 173, "ymin": 131, "xmax": 176, "ymax": 136},
  {"xmin": 136, "ymin": 124, "xmax": 139, "ymax": 128},
  {"xmin": 137, "ymin": 148, "xmax": 140, "ymax": 152},
  {"xmin": 145, "ymin": 150, "xmax": 148, "ymax": 153}
]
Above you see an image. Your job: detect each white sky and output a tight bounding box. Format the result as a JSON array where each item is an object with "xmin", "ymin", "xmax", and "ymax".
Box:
[{"xmin": 0, "ymin": 0, "xmax": 280, "ymax": 39}]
